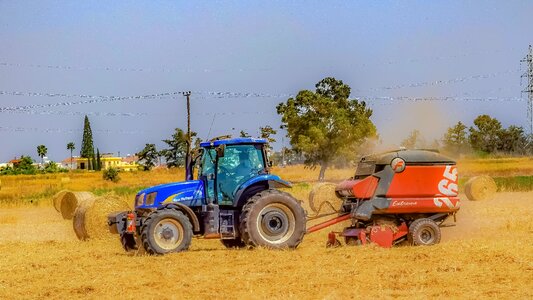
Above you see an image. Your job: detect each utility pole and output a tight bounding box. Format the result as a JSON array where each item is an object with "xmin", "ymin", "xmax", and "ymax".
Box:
[
  {"xmin": 521, "ymin": 45, "xmax": 533, "ymax": 138},
  {"xmin": 183, "ymin": 91, "xmax": 192, "ymax": 180}
]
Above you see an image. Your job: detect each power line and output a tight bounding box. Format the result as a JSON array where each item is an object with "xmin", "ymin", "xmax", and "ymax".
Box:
[
  {"xmin": 361, "ymin": 69, "xmax": 520, "ymax": 92},
  {"xmin": 0, "ymin": 61, "xmax": 270, "ymax": 73},
  {"xmin": 0, "ymin": 91, "xmax": 183, "ymax": 112},
  {"xmin": 0, "ymin": 109, "xmax": 271, "ymax": 117},
  {"xmin": 0, "ymin": 126, "xmax": 145, "ymax": 134}
]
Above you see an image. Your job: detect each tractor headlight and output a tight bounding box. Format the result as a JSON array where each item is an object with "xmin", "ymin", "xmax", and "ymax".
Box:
[
  {"xmin": 135, "ymin": 193, "xmax": 145, "ymax": 207},
  {"xmin": 145, "ymin": 192, "xmax": 157, "ymax": 206}
]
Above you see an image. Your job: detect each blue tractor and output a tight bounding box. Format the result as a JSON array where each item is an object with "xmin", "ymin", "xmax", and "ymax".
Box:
[{"xmin": 108, "ymin": 137, "xmax": 306, "ymax": 255}]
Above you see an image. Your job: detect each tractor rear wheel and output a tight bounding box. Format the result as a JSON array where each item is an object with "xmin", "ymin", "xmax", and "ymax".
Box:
[
  {"xmin": 141, "ymin": 209, "xmax": 193, "ymax": 255},
  {"xmin": 220, "ymin": 238, "xmax": 247, "ymax": 249},
  {"xmin": 408, "ymin": 218, "xmax": 441, "ymax": 246},
  {"xmin": 239, "ymin": 189, "xmax": 306, "ymax": 249}
]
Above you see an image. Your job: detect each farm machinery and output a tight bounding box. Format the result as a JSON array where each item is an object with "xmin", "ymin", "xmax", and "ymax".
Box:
[
  {"xmin": 108, "ymin": 137, "xmax": 306, "ymax": 255},
  {"xmin": 307, "ymin": 149, "xmax": 460, "ymax": 248},
  {"xmin": 108, "ymin": 136, "xmax": 459, "ymax": 254}
]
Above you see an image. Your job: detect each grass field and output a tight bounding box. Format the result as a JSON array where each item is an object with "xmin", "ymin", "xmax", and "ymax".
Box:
[
  {"xmin": 0, "ymin": 192, "xmax": 531, "ymax": 299},
  {"xmin": 0, "ymin": 159, "xmax": 532, "ymax": 299}
]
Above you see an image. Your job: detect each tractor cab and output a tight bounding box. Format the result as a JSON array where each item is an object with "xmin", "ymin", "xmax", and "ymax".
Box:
[{"xmin": 197, "ymin": 138, "xmax": 270, "ymax": 206}]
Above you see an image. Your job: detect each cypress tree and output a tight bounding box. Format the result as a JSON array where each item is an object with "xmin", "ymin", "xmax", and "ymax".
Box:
[
  {"xmin": 92, "ymin": 154, "xmax": 97, "ymax": 172},
  {"xmin": 80, "ymin": 115, "xmax": 95, "ymax": 170},
  {"xmin": 96, "ymin": 148, "xmax": 102, "ymax": 171}
]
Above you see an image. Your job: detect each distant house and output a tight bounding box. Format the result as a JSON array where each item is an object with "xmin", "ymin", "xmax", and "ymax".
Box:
[
  {"xmin": 120, "ymin": 155, "xmax": 140, "ymax": 171},
  {"xmin": 7, "ymin": 158, "xmax": 21, "ymax": 168},
  {"xmin": 61, "ymin": 156, "xmax": 78, "ymax": 169},
  {"xmin": 76, "ymin": 153, "xmax": 139, "ymax": 171}
]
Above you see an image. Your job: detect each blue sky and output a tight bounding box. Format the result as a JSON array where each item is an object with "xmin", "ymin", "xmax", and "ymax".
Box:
[{"xmin": 0, "ymin": 1, "xmax": 531, "ymax": 162}]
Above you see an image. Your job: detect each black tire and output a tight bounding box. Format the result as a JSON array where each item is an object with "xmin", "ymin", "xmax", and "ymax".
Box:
[
  {"xmin": 220, "ymin": 238, "xmax": 247, "ymax": 249},
  {"xmin": 140, "ymin": 209, "xmax": 193, "ymax": 255},
  {"xmin": 345, "ymin": 236, "xmax": 360, "ymax": 246},
  {"xmin": 408, "ymin": 218, "xmax": 441, "ymax": 246},
  {"xmin": 120, "ymin": 233, "xmax": 146, "ymax": 255},
  {"xmin": 239, "ymin": 189, "xmax": 306, "ymax": 249},
  {"xmin": 120, "ymin": 233, "xmax": 137, "ymax": 252}
]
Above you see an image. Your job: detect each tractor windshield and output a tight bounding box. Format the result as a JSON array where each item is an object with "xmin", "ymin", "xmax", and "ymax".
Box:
[{"xmin": 217, "ymin": 144, "xmax": 265, "ymax": 204}]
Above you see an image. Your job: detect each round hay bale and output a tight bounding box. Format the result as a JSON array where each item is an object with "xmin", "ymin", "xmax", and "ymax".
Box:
[
  {"xmin": 73, "ymin": 195, "xmax": 131, "ymax": 240},
  {"xmin": 308, "ymin": 182, "xmax": 342, "ymax": 213},
  {"xmin": 52, "ymin": 190, "xmax": 70, "ymax": 212},
  {"xmin": 72, "ymin": 197, "xmax": 96, "ymax": 240},
  {"xmin": 464, "ymin": 175, "xmax": 497, "ymax": 201},
  {"xmin": 60, "ymin": 191, "xmax": 95, "ymax": 220}
]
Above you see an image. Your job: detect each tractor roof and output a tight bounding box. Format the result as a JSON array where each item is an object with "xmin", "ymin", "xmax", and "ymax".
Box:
[{"xmin": 200, "ymin": 137, "xmax": 267, "ymax": 147}]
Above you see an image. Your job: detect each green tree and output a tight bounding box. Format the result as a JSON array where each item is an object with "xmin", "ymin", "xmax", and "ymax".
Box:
[
  {"xmin": 259, "ymin": 125, "xmax": 277, "ymax": 151},
  {"xmin": 80, "ymin": 115, "xmax": 95, "ymax": 170},
  {"xmin": 469, "ymin": 115, "xmax": 503, "ymax": 154},
  {"xmin": 66, "ymin": 142, "xmax": 75, "ymax": 169},
  {"xmin": 36, "ymin": 145, "xmax": 47, "ymax": 165},
  {"xmin": 161, "ymin": 128, "xmax": 197, "ymax": 168},
  {"xmin": 136, "ymin": 143, "xmax": 159, "ymax": 170},
  {"xmin": 14, "ymin": 156, "xmax": 36, "ymax": 175},
  {"xmin": 442, "ymin": 122, "xmax": 469, "ymax": 155},
  {"xmin": 103, "ymin": 167, "xmax": 120, "ymax": 182},
  {"xmin": 239, "ymin": 130, "xmax": 251, "ymax": 138},
  {"xmin": 277, "ymin": 77, "xmax": 376, "ymax": 181},
  {"xmin": 499, "ymin": 125, "xmax": 527, "ymax": 154},
  {"xmin": 96, "ymin": 148, "xmax": 102, "ymax": 171}
]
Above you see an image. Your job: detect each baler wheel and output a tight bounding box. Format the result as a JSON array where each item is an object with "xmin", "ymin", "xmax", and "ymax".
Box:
[
  {"xmin": 140, "ymin": 208, "xmax": 193, "ymax": 255},
  {"xmin": 345, "ymin": 237, "xmax": 361, "ymax": 246},
  {"xmin": 220, "ymin": 238, "xmax": 247, "ymax": 249},
  {"xmin": 408, "ymin": 218, "xmax": 441, "ymax": 246},
  {"xmin": 240, "ymin": 189, "xmax": 306, "ymax": 249}
]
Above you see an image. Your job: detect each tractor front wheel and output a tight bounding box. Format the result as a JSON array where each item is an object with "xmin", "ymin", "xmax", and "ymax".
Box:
[
  {"xmin": 239, "ymin": 189, "xmax": 306, "ymax": 249},
  {"xmin": 141, "ymin": 209, "xmax": 193, "ymax": 255},
  {"xmin": 408, "ymin": 218, "xmax": 441, "ymax": 246}
]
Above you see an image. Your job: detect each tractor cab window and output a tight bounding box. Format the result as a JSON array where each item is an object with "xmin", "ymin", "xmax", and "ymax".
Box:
[
  {"xmin": 199, "ymin": 148, "xmax": 217, "ymax": 202},
  {"xmin": 217, "ymin": 144, "xmax": 265, "ymax": 204}
]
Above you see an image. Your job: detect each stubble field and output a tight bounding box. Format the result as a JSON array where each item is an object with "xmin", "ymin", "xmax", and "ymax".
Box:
[{"xmin": 0, "ymin": 161, "xmax": 532, "ymax": 299}]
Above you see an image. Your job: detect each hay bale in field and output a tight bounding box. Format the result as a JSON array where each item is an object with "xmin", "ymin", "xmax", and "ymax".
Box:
[
  {"xmin": 60, "ymin": 191, "xmax": 95, "ymax": 220},
  {"xmin": 464, "ymin": 175, "xmax": 497, "ymax": 201},
  {"xmin": 308, "ymin": 182, "xmax": 342, "ymax": 213},
  {"xmin": 73, "ymin": 195, "xmax": 131, "ymax": 240},
  {"xmin": 52, "ymin": 190, "xmax": 70, "ymax": 212}
]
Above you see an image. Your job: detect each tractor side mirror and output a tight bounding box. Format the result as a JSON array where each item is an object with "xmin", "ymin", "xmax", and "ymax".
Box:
[{"xmin": 216, "ymin": 145, "xmax": 225, "ymax": 158}]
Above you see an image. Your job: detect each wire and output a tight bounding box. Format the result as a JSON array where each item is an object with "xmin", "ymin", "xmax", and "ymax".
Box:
[
  {"xmin": 0, "ymin": 126, "xmax": 145, "ymax": 134},
  {"xmin": 0, "ymin": 109, "xmax": 271, "ymax": 117},
  {"xmin": 0, "ymin": 62, "xmax": 270, "ymax": 73}
]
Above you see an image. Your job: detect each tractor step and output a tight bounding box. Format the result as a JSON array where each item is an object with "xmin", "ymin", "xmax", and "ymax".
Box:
[{"xmin": 220, "ymin": 210, "xmax": 238, "ymax": 239}]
